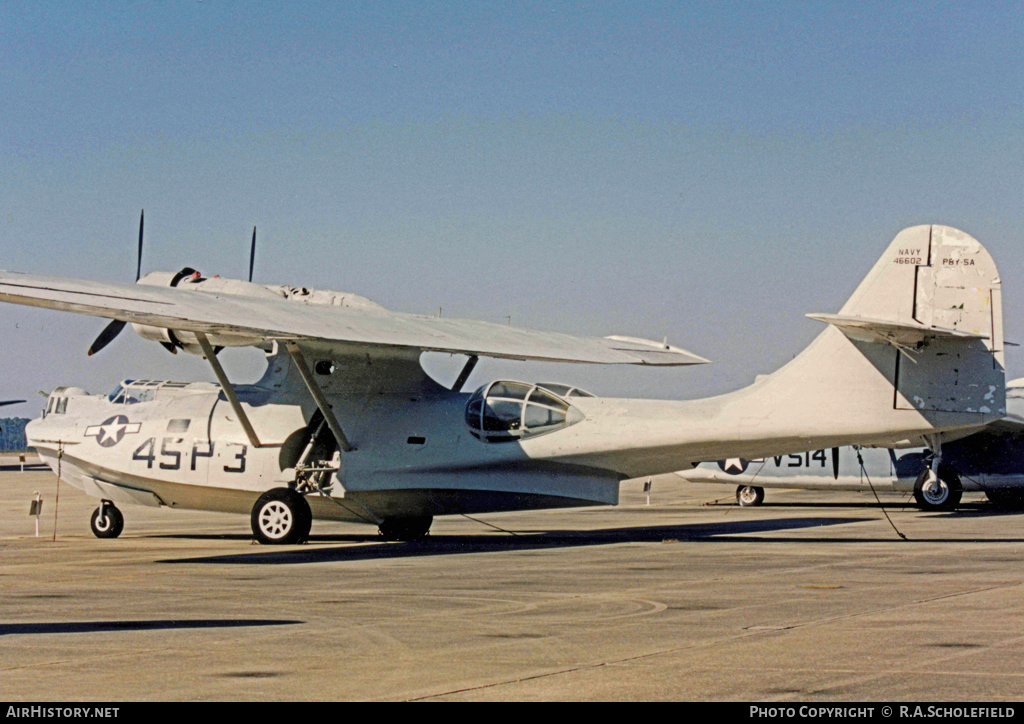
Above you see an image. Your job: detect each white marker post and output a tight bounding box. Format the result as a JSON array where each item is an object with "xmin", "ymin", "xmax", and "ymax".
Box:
[
  {"xmin": 644, "ymin": 478, "xmax": 652, "ymax": 506},
  {"xmin": 29, "ymin": 492, "xmax": 42, "ymax": 537}
]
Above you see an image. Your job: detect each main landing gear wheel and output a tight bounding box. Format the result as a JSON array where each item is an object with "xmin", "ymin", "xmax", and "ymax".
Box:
[
  {"xmin": 985, "ymin": 488, "xmax": 1024, "ymax": 509},
  {"xmin": 736, "ymin": 485, "xmax": 765, "ymax": 507},
  {"xmin": 378, "ymin": 516, "xmax": 433, "ymax": 542},
  {"xmin": 913, "ymin": 466, "xmax": 963, "ymax": 511},
  {"xmin": 90, "ymin": 503, "xmax": 124, "ymax": 539},
  {"xmin": 251, "ymin": 488, "xmax": 312, "ymax": 545}
]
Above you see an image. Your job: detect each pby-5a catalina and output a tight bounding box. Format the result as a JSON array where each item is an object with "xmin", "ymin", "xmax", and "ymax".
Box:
[
  {"xmin": 0, "ymin": 224, "xmax": 1007, "ymax": 543},
  {"xmin": 677, "ymin": 378, "xmax": 1024, "ymax": 511}
]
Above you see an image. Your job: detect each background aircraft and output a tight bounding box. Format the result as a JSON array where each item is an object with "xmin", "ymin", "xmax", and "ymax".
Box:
[
  {"xmin": 0, "ymin": 224, "xmax": 1007, "ymax": 542},
  {"xmin": 678, "ymin": 379, "xmax": 1024, "ymax": 510}
]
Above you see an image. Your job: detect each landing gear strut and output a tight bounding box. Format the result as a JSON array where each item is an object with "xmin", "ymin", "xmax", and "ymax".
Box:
[
  {"xmin": 90, "ymin": 501, "xmax": 124, "ymax": 539},
  {"xmin": 251, "ymin": 488, "xmax": 312, "ymax": 545}
]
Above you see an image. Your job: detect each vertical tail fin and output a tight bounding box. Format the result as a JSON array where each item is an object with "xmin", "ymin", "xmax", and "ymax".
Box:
[
  {"xmin": 742, "ymin": 225, "xmax": 1005, "ymax": 452},
  {"xmin": 810, "ymin": 225, "xmax": 1004, "ymax": 417}
]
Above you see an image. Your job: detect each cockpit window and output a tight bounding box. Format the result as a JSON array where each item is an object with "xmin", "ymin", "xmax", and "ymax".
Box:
[
  {"xmin": 537, "ymin": 382, "xmax": 596, "ymax": 398},
  {"xmin": 108, "ymin": 379, "xmax": 184, "ymax": 405},
  {"xmin": 466, "ymin": 381, "xmax": 583, "ymax": 443}
]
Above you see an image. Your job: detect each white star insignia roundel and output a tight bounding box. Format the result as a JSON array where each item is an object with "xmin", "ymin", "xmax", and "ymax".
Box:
[
  {"xmin": 84, "ymin": 415, "xmax": 142, "ymax": 448},
  {"xmin": 718, "ymin": 458, "xmax": 749, "ymax": 475}
]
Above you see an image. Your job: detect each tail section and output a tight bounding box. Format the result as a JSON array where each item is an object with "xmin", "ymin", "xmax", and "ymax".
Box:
[
  {"xmin": 806, "ymin": 224, "xmax": 1004, "ymax": 419},
  {"xmin": 505, "ymin": 226, "xmax": 1006, "ymax": 478},
  {"xmin": 666, "ymin": 224, "xmax": 1005, "ymax": 464}
]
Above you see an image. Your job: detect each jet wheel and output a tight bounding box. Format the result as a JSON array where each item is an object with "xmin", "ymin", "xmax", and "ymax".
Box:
[
  {"xmin": 378, "ymin": 516, "xmax": 433, "ymax": 542},
  {"xmin": 913, "ymin": 466, "xmax": 962, "ymax": 511},
  {"xmin": 251, "ymin": 488, "xmax": 312, "ymax": 545},
  {"xmin": 90, "ymin": 503, "xmax": 124, "ymax": 539},
  {"xmin": 736, "ymin": 485, "xmax": 765, "ymax": 507}
]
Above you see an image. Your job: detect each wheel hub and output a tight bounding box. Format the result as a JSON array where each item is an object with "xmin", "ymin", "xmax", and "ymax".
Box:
[
  {"xmin": 921, "ymin": 477, "xmax": 948, "ymax": 505},
  {"xmin": 258, "ymin": 501, "xmax": 293, "ymax": 539}
]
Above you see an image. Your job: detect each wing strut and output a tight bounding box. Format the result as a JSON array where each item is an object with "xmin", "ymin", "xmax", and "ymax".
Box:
[
  {"xmin": 285, "ymin": 342, "xmax": 355, "ymax": 453},
  {"xmin": 451, "ymin": 355, "xmax": 478, "ymax": 391},
  {"xmin": 195, "ymin": 332, "xmax": 263, "ymax": 449}
]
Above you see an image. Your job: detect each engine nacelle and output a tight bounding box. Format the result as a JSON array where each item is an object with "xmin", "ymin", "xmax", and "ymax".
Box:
[
  {"xmin": 132, "ymin": 269, "xmax": 282, "ymax": 354},
  {"xmin": 129, "ymin": 269, "xmax": 389, "ymax": 355}
]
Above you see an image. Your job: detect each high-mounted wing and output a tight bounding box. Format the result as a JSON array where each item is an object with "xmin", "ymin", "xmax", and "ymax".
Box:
[{"xmin": 0, "ymin": 270, "xmax": 708, "ymax": 366}]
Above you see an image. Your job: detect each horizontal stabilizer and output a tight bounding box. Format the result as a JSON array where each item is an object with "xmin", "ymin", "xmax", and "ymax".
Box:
[
  {"xmin": 821, "ymin": 224, "xmax": 1004, "ymax": 415},
  {"xmin": 806, "ymin": 313, "xmax": 988, "ymax": 347}
]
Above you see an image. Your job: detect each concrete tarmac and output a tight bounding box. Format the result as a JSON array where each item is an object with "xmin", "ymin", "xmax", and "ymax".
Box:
[{"xmin": 3, "ymin": 458, "xmax": 1024, "ymax": 702}]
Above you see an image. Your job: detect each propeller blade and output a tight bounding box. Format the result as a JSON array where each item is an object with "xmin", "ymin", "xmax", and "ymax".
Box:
[
  {"xmin": 88, "ymin": 319, "xmax": 127, "ymax": 356},
  {"xmin": 832, "ymin": 447, "xmax": 840, "ymax": 480},
  {"xmin": 89, "ymin": 210, "xmax": 143, "ymax": 355},
  {"xmin": 248, "ymin": 226, "xmax": 256, "ymax": 282},
  {"xmin": 136, "ymin": 209, "xmax": 144, "ymax": 282}
]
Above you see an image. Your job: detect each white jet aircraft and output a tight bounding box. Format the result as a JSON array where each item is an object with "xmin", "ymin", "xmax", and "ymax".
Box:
[{"xmin": 0, "ymin": 224, "xmax": 1006, "ymax": 543}]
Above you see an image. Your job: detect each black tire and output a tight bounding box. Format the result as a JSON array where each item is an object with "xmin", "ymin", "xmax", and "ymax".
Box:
[
  {"xmin": 736, "ymin": 485, "xmax": 765, "ymax": 507},
  {"xmin": 378, "ymin": 515, "xmax": 433, "ymax": 542},
  {"xmin": 90, "ymin": 504, "xmax": 124, "ymax": 539},
  {"xmin": 251, "ymin": 488, "xmax": 312, "ymax": 545},
  {"xmin": 913, "ymin": 465, "xmax": 963, "ymax": 511},
  {"xmin": 985, "ymin": 488, "xmax": 1024, "ymax": 509}
]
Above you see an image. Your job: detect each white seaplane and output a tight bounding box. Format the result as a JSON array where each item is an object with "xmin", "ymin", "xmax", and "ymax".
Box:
[{"xmin": 0, "ymin": 223, "xmax": 1005, "ymax": 543}]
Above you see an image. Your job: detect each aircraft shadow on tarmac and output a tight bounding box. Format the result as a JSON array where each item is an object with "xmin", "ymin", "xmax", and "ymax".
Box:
[
  {"xmin": 159, "ymin": 516, "xmax": 878, "ymax": 566},
  {"xmin": 153, "ymin": 503, "xmax": 1024, "ymax": 566},
  {"xmin": 0, "ymin": 619, "xmax": 303, "ymax": 637}
]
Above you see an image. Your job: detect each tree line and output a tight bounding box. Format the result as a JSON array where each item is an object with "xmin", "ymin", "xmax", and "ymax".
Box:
[{"xmin": 0, "ymin": 419, "xmax": 30, "ymax": 451}]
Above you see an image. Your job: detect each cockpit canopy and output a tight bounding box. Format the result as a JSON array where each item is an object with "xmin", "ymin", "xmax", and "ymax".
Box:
[
  {"xmin": 534, "ymin": 382, "xmax": 596, "ymax": 399},
  {"xmin": 107, "ymin": 379, "xmax": 195, "ymax": 405},
  {"xmin": 465, "ymin": 381, "xmax": 587, "ymax": 443}
]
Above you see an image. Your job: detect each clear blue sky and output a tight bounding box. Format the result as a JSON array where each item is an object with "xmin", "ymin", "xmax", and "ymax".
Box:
[{"xmin": 3, "ymin": 1, "xmax": 1024, "ymax": 414}]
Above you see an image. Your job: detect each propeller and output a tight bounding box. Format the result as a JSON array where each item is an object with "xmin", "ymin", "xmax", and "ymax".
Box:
[
  {"xmin": 88, "ymin": 217, "xmax": 258, "ymax": 356},
  {"xmin": 248, "ymin": 226, "xmax": 257, "ymax": 282},
  {"xmin": 88, "ymin": 210, "xmax": 144, "ymax": 356}
]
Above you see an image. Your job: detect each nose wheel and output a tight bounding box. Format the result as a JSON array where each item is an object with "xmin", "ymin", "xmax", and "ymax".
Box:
[
  {"xmin": 251, "ymin": 488, "xmax": 313, "ymax": 544},
  {"xmin": 90, "ymin": 502, "xmax": 124, "ymax": 539}
]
